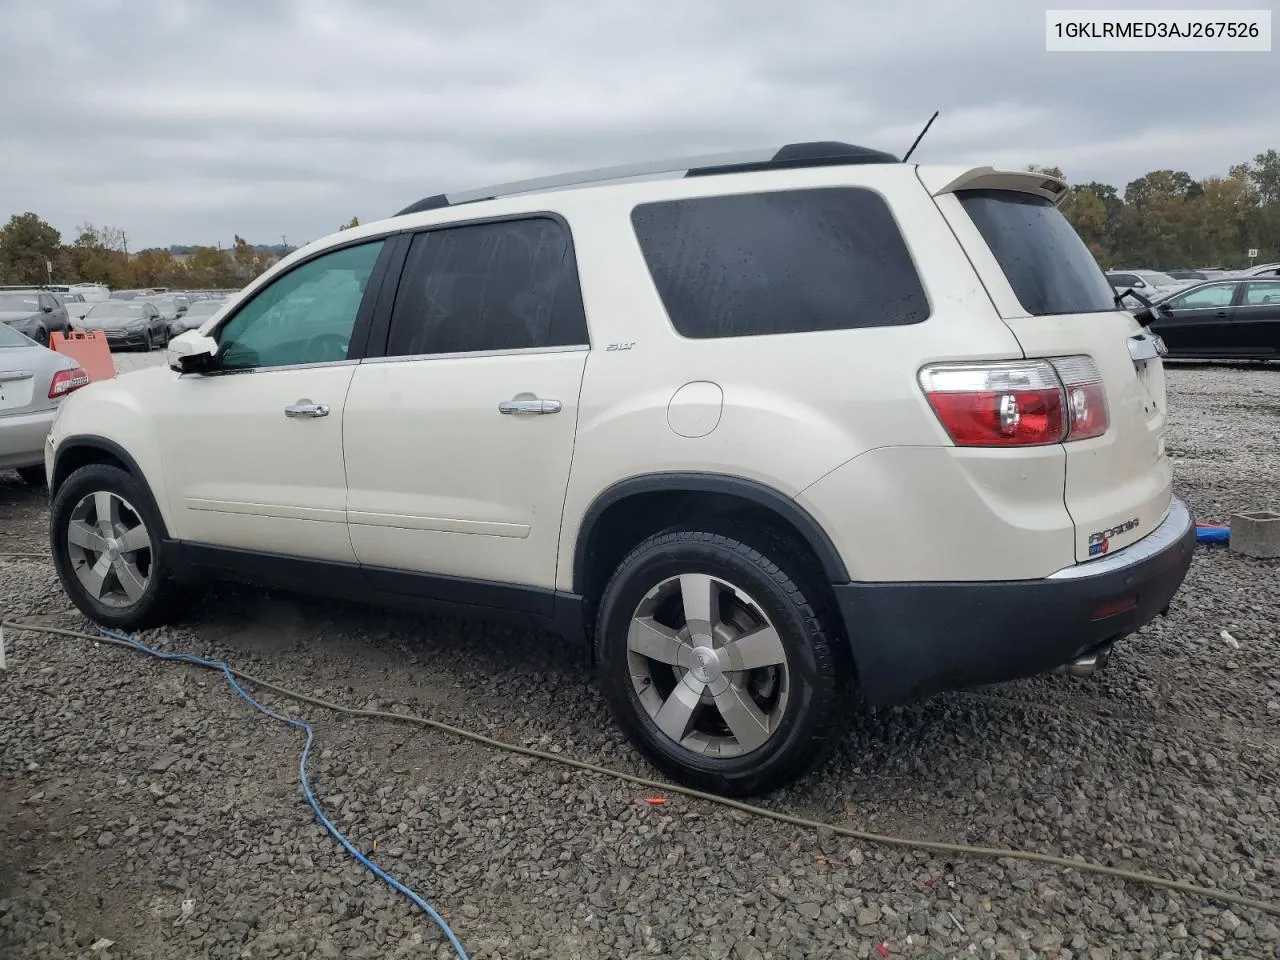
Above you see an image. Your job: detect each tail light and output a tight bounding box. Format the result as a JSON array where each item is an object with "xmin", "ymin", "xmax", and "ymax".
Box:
[
  {"xmin": 919, "ymin": 357, "xmax": 1109, "ymax": 447},
  {"xmin": 49, "ymin": 366, "xmax": 91, "ymax": 399}
]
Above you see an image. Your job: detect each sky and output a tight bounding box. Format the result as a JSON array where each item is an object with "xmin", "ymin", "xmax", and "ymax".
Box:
[{"xmin": 2, "ymin": 0, "xmax": 1276, "ymax": 249}]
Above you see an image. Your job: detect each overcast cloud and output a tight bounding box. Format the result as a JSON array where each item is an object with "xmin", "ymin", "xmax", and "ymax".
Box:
[{"xmin": 2, "ymin": 0, "xmax": 1276, "ymax": 248}]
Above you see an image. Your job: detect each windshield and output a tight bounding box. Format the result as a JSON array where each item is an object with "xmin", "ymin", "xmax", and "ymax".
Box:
[
  {"xmin": 87, "ymin": 302, "xmax": 145, "ymax": 318},
  {"xmin": 0, "ymin": 294, "xmax": 40, "ymax": 312},
  {"xmin": 0, "ymin": 323, "xmax": 34, "ymax": 347},
  {"xmin": 958, "ymin": 189, "xmax": 1116, "ymax": 316},
  {"xmin": 186, "ymin": 301, "xmax": 222, "ymax": 317}
]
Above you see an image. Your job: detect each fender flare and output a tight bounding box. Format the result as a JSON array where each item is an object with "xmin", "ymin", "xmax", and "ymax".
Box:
[{"xmin": 572, "ymin": 472, "xmax": 849, "ymax": 594}]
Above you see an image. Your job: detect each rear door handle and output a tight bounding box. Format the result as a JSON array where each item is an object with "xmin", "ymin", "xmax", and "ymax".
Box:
[
  {"xmin": 1215, "ymin": 310, "xmax": 1229, "ymax": 317},
  {"xmin": 498, "ymin": 398, "xmax": 562, "ymax": 415},
  {"xmin": 285, "ymin": 401, "xmax": 330, "ymax": 419}
]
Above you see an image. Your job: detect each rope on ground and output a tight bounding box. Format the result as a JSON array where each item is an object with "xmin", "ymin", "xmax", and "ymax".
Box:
[{"xmin": 2, "ymin": 616, "xmax": 1276, "ymax": 920}]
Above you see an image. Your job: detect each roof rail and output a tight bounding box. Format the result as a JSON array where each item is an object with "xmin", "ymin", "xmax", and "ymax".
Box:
[{"xmin": 394, "ymin": 141, "xmax": 900, "ymax": 217}]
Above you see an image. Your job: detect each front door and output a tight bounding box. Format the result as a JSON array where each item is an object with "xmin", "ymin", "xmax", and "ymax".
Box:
[
  {"xmin": 153, "ymin": 238, "xmax": 389, "ymax": 563},
  {"xmin": 1152, "ymin": 281, "xmax": 1238, "ymax": 357},
  {"xmin": 343, "ymin": 216, "xmax": 590, "ymax": 601}
]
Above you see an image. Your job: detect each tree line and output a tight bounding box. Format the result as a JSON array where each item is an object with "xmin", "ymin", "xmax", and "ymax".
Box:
[
  {"xmin": 2, "ymin": 145, "xmax": 1277, "ymax": 289},
  {"xmin": 1032, "ymin": 148, "xmax": 1278, "ymax": 269},
  {"xmin": 0, "ymin": 216, "xmax": 361, "ymax": 291}
]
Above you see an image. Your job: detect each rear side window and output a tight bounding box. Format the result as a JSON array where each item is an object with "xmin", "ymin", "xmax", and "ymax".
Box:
[
  {"xmin": 959, "ymin": 190, "xmax": 1115, "ymax": 316},
  {"xmin": 631, "ymin": 188, "xmax": 929, "ymax": 339},
  {"xmin": 1244, "ymin": 280, "xmax": 1280, "ymax": 305},
  {"xmin": 386, "ymin": 217, "xmax": 588, "ymax": 357}
]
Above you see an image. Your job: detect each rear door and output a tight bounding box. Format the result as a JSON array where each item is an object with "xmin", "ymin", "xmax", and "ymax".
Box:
[
  {"xmin": 923, "ymin": 169, "xmax": 1171, "ymax": 563},
  {"xmin": 1151, "ymin": 281, "xmax": 1239, "ymax": 356},
  {"xmin": 343, "ymin": 215, "xmax": 589, "ymax": 600},
  {"xmin": 1236, "ymin": 280, "xmax": 1280, "ymax": 357}
]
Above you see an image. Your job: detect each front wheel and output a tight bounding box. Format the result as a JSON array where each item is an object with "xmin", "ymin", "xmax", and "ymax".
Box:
[
  {"xmin": 49, "ymin": 463, "xmax": 190, "ymax": 629},
  {"xmin": 595, "ymin": 528, "xmax": 850, "ymax": 797}
]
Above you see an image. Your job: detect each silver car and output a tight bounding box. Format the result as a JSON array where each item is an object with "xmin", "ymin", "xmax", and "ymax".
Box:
[{"xmin": 0, "ymin": 323, "xmax": 89, "ymax": 485}]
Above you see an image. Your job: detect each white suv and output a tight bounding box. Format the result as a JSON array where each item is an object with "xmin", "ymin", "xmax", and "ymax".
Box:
[{"xmin": 44, "ymin": 142, "xmax": 1195, "ymax": 796}]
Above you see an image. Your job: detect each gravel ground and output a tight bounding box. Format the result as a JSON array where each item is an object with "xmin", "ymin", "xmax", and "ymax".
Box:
[{"xmin": 2, "ymin": 355, "xmax": 1279, "ymax": 960}]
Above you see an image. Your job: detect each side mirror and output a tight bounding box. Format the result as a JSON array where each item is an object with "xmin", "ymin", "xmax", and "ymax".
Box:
[
  {"xmin": 167, "ymin": 331, "xmax": 219, "ymax": 373},
  {"xmin": 41, "ymin": 304, "xmax": 53, "ymax": 313}
]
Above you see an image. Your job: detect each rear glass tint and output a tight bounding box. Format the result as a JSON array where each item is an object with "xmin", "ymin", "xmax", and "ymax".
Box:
[
  {"xmin": 631, "ymin": 187, "xmax": 929, "ymax": 339},
  {"xmin": 959, "ymin": 189, "xmax": 1115, "ymax": 316}
]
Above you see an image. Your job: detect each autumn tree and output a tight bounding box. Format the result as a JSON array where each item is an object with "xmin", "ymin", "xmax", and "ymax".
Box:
[
  {"xmin": 340, "ymin": 216, "xmax": 360, "ymax": 230},
  {"xmin": 0, "ymin": 213, "xmax": 61, "ymax": 285}
]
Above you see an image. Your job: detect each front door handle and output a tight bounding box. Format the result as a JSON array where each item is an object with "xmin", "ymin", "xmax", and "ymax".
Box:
[
  {"xmin": 498, "ymin": 398, "xmax": 562, "ymax": 415},
  {"xmin": 1215, "ymin": 310, "xmax": 1229, "ymax": 317},
  {"xmin": 285, "ymin": 400, "xmax": 330, "ymax": 419}
]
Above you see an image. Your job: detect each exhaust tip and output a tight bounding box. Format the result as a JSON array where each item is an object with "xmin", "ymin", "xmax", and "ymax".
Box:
[{"xmin": 1053, "ymin": 643, "xmax": 1114, "ymax": 679}]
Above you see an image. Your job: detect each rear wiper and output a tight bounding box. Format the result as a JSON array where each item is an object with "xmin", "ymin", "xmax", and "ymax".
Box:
[{"xmin": 1115, "ymin": 287, "xmax": 1162, "ymax": 328}]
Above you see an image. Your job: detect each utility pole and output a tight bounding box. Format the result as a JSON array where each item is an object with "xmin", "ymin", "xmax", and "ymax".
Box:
[
  {"xmin": 281, "ymin": 234, "xmax": 288, "ymax": 250},
  {"xmin": 122, "ymin": 231, "xmax": 129, "ymax": 258}
]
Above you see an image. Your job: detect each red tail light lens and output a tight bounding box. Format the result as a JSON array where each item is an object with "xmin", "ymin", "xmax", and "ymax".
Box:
[
  {"xmin": 919, "ymin": 357, "xmax": 1109, "ymax": 448},
  {"xmin": 919, "ymin": 361, "xmax": 1066, "ymax": 446},
  {"xmin": 1052, "ymin": 356, "xmax": 1110, "ymax": 440},
  {"xmin": 49, "ymin": 366, "xmax": 91, "ymax": 399}
]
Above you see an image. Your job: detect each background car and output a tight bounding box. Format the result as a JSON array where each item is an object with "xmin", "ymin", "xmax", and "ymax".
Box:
[
  {"xmin": 1, "ymin": 322, "xmax": 90, "ymax": 485},
  {"xmin": 1150, "ymin": 277, "xmax": 1280, "ymax": 359},
  {"xmin": 1106, "ymin": 270, "xmax": 1194, "ymax": 299},
  {"xmin": 0, "ymin": 290, "xmax": 73, "ymax": 346},
  {"xmin": 1236, "ymin": 262, "xmax": 1280, "ymax": 279},
  {"xmin": 77, "ymin": 300, "xmax": 167, "ymax": 350},
  {"xmin": 57, "ymin": 291, "xmax": 94, "ymax": 325},
  {"xmin": 169, "ymin": 297, "xmax": 225, "ymax": 335},
  {"xmin": 140, "ymin": 294, "xmax": 187, "ymax": 339},
  {"xmin": 1167, "ymin": 269, "xmax": 1236, "ymax": 282}
]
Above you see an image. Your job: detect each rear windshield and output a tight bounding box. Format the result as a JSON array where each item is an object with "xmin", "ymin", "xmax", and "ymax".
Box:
[{"xmin": 958, "ymin": 189, "xmax": 1115, "ymax": 316}]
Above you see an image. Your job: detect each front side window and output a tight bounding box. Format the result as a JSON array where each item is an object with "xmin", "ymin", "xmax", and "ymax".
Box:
[
  {"xmin": 1243, "ymin": 280, "xmax": 1280, "ymax": 306},
  {"xmin": 960, "ymin": 190, "xmax": 1116, "ymax": 316},
  {"xmin": 1171, "ymin": 284, "xmax": 1236, "ymax": 309},
  {"xmin": 385, "ymin": 217, "xmax": 587, "ymax": 357},
  {"xmin": 215, "ymin": 240, "xmax": 384, "ymax": 370},
  {"xmin": 631, "ymin": 187, "xmax": 929, "ymax": 339}
]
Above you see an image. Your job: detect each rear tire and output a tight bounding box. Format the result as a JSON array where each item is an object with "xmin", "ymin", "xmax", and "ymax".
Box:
[
  {"xmin": 595, "ymin": 528, "xmax": 850, "ymax": 797},
  {"xmin": 49, "ymin": 463, "xmax": 190, "ymax": 630},
  {"xmin": 17, "ymin": 465, "xmax": 47, "ymax": 487}
]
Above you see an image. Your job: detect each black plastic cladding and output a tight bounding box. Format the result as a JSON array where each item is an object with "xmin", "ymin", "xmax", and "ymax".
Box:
[{"xmin": 392, "ymin": 141, "xmax": 899, "ymax": 217}]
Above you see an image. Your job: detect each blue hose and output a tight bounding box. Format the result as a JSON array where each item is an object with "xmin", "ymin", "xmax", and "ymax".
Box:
[
  {"xmin": 1195, "ymin": 524, "xmax": 1229, "ymax": 545},
  {"xmin": 96, "ymin": 626, "xmax": 470, "ymax": 960}
]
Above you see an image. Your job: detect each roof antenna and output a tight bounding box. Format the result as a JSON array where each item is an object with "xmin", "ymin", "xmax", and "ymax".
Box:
[{"xmin": 901, "ymin": 110, "xmax": 939, "ymax": 163}]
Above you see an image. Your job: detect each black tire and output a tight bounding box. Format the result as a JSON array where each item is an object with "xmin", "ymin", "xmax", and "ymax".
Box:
[
  {"xmin": 595, "ymin": 528, "xmax": 850, "ymax": 797},
  {"xmin": 49, "ymin": 463, "xmax": 190, "ymax": 630},
  {"xmin": 17, "ymin": 465, "xmax": 47, "ymax": 487}
]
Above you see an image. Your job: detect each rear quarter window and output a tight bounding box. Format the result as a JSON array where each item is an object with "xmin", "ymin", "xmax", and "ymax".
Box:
[
  {"xmin": 631, "ymin": 187, "xmax": 929, "ymax": 339},
  {"xmin": 959, "ymin": 189, "xmax": 1116, "ymax": 316}
]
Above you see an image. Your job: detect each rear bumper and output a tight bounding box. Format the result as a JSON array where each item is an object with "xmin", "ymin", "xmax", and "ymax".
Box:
[
  {"xmin": 834, "ymin": 496, "xmax": 1196, "ymax": 707},
  {"xmin": 0, "ymin": 407, "xmax": 58, "ymax": 469}
]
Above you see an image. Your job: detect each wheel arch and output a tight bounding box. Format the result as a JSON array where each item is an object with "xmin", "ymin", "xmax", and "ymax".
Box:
[
  {"xmin": 51, "ymin": 435, "xmax": 174, "ymax": 540},
  {"xmin": 572, "ymin": 473, "xmax": 850, "ymax": 602}
]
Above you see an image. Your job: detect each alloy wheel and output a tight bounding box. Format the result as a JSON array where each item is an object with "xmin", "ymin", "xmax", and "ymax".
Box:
[
  {"xmin": 66, "ymin": 491, "xmax": 153, "ymax": 608},
  {"xmin": 627, "ymin": 573, "xmax": 790, "ymax": 758}
]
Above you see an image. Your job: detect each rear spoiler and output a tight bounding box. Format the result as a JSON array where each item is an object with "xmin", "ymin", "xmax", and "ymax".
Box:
[{"xmin": 917, "ymin": 166, "xmax": 1070, "ymax": 206}]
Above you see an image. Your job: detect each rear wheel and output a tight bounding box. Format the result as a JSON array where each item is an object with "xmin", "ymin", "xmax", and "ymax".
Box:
[
  {"xmin": 49, "ymin": 463, "xmax": 189, "ymax": 629},
  {"xmin": 595, "ymin": 528, "xmax": 849, "ymax": 796}
]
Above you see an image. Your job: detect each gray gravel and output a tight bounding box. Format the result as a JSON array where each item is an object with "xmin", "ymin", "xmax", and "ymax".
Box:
[{"xmin": 2, "ymin": 358, "xmax": 1279, "ymax": 960}]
